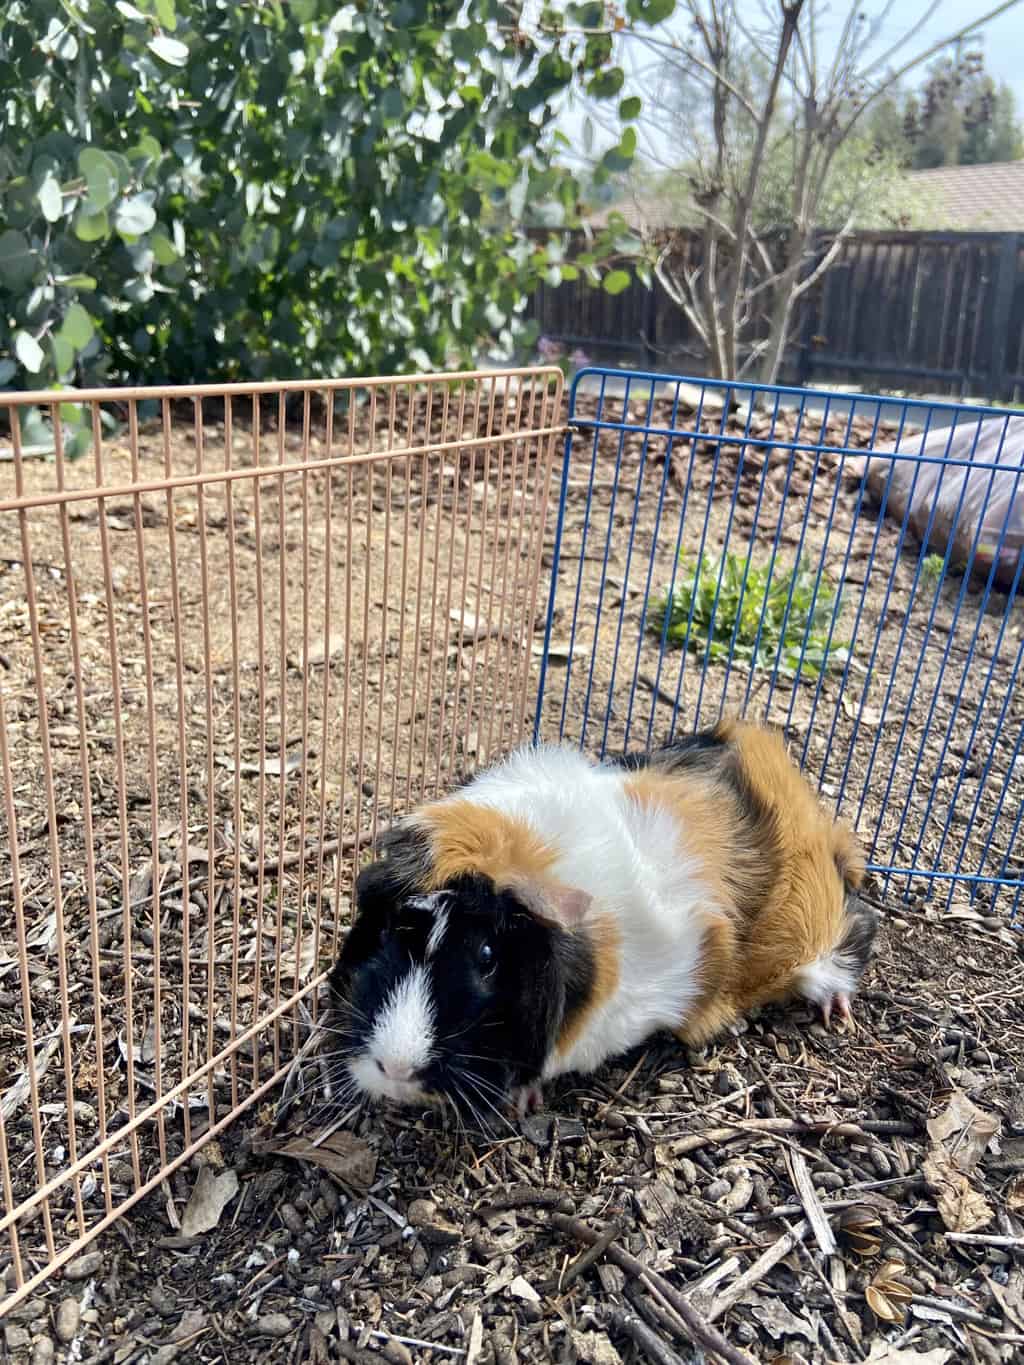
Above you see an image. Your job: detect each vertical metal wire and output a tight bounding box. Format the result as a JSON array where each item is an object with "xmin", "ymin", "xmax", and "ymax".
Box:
[
  {"xmin": 126, "ymin": 398, "xmax": 167, "ymax": 1164},
  {"xmin": 91, "ymin": 400, "xmax": 143, "ymax": 1184}
]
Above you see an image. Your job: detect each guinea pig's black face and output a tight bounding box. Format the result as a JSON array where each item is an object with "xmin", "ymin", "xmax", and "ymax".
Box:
[{"xmin": 328, "ymin": 870, "xmax": 563, "ymax": 1118}]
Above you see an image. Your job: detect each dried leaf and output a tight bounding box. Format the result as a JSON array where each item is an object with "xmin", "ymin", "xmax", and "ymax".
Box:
[
  {"xmin": 841, "ymin": 694, "xmax": 884, "ymax": 727},
  {"xmin": 117, "ymin": 1019, "xmax": 157, "ymax": 1068},
  {"xmin": 279, "ymin": 933, "xmax": 318, "ymax": 984},
  {"xmin": 530, "ymin": 639, "xmax": 589, "ymax": 662},
  {"xmin": 926, "ymin": 1088, "xmax": 1000, "ymax": 1173},
  {"xmin": 922, "ymin": 1150, "xmax": 994, "ymax": 1233},
  {"xmin": 449, "ymin": 609, "xmax": 501, "ymax": 641},
  {"xmin": 747, "ymin": 1292, "xmax": 817, "ymax": 1342},
  {"xmin": 1, "ymin": 1031, "xmax": 63, "ymax": 1121},
  {"xmin": 216, "ymin": 752, "xmax": 305, "ymax": 777},
  {"xmin": 508, "ymin": 1275, "xmax": 541, "ymax": 1304},
  {"xmin": 465, "ymin": 1313, "xmax": 484, "ymax": 1365},
  {"xmin": 570, "ymin": 1331, "xmax": 624, "ymax": 1365},
  {"xmin": 1006, "ymin": 1175, "xmax": 1024, "ymax": 1211},
  {"xmin": 179, "ymin": 1166, "xmax": 239, "ymax": 1237},
  {"xmin": 256, "ymin": 1130, "xmax": 377, "ymax": 1191},
  {"xmin": 26, "ymin": 910, "xmax": 58, "ymax": 952},
  {"xmin": 289, "ymin": 631, "xmax": 346, "ymax": 668}
]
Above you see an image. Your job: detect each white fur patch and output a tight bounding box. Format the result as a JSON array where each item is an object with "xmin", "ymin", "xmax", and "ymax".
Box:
[
  {"xmin": 794, "ymin": 952, "xmax": 857, "ymax": 1006},
  {"xmin": 350, "ymin": 967, "xmax": 435, "ymax": 1102}
]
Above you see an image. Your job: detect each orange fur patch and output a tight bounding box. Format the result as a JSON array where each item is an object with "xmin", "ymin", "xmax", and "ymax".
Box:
[
  {"xmin": 416, "ymin": 800, "xmax": 558, "ymax": 891},
  {"xmin": 627, "ymin": 718, "xmax": 867, "ymax": 1040},
  {"xmin": 554, "ymin": 913, "xmax": 622, "ymax": 1058}
]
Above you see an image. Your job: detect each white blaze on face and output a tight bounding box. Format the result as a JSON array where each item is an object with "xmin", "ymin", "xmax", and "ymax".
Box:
[{"xmin": 348, "ymin": 965, "xmax": 436, "ymax": 1103}]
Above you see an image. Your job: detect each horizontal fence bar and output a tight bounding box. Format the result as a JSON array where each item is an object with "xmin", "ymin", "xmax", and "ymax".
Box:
[
  {"xmin": 570, "ymin": 366, "xmax": 1019, "ymax": 418},
  {"xmin": 0, "ymin": 422, "xmax": 567, "ymax": 515},
  {"xmin": 1, "ymin": 366, "xmax": 565, "ymax": 408},
  {"xmin": 571, "ymin": 417, "xmax": 1024, "ymax": 477}
]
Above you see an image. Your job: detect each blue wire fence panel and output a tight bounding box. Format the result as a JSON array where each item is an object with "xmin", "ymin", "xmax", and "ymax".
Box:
[{"xmin": 534, "ymin": 368, "xmax": 1024, "ymax": 916}]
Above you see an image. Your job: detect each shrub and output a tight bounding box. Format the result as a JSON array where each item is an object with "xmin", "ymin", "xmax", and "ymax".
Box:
[
  {"xmin": 1, "ymin": 0, "xmax": 668, "ymax": 448},
  {"xmin": 648, "ymin": 549, "xmax": 850, "ymax": 682}
]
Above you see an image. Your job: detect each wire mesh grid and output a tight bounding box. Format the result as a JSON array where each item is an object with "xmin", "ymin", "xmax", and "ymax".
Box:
[
  {"xmin": 536, "ymin": 368, "xmax": 1024, "ymax": 918},
  {"xmin": 0, "ymin": 367, "xmax": 564, "ymax": 1312}
]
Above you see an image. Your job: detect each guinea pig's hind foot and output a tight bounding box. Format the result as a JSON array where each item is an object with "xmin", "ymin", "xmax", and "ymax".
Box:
[
  {"xmin": 821, "ymin": 991, "xmax": 856, "ymax": 1032},
  {"xmin": 512, "ymin": 1083, "xmax": 544, "ymax": 1118}
]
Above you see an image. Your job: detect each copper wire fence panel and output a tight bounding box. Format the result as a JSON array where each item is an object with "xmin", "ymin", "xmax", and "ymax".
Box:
[{"xmin": 0, "ymin": 368, "xmax": 564, "ymax": 1313}]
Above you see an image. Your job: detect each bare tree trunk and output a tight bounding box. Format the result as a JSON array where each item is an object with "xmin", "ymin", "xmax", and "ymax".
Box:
[{"xmin": 719, "ymin": 0, "xmax": 805, "ymax": 378}]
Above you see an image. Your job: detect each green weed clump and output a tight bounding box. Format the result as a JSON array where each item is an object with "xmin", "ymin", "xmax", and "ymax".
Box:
[{"xmin": 648, "ymin": 549, "xmax": 850, "ymax": 682}]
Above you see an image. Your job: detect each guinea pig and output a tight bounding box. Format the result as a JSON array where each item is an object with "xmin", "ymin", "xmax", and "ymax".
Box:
[{"xmin": 326, "ymin": 716, "xmax": 877, "ymax": 1120}]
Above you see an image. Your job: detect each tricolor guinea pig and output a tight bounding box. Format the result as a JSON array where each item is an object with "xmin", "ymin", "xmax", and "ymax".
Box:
[{"xmin": 327, "ymin": 717, "xmax": 877, "ymax": 1119}]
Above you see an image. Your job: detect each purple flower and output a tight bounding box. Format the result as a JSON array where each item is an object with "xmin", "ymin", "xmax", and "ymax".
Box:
[
  {"xmin": 569, "ymin": 348, "xmax": 590, "ymax": 369},
  {"xmin": 537, "ymin": 335, "xmax": 563, "ymax": 360}
]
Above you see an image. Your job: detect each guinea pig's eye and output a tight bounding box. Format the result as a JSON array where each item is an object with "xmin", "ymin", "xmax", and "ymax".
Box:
[{"xmin": 477, "ymin": 940, "xmax": 496, "ymax": 975}]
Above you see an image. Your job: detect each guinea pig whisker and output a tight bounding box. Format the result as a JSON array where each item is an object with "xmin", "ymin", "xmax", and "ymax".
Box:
[
  {"xmin": 449, "ymin": 1077, "xmax": 494, "ymax": 1139},
  {"xmin": 453, "ymin": 1065, "xmax": 510, "ymax": 1102},
  {"xmin": 450, "ymin": 1050, "xmax": 503, "ymax": 1067},
  {"xmin": 455, "ymin": 1070, "xmax": 516, "ymax": 1137}
]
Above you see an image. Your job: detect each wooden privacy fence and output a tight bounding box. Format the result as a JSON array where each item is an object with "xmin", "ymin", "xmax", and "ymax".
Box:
[{"xmin": 530, "ymin": 230, "xmax": 1024, "ymax": 402}]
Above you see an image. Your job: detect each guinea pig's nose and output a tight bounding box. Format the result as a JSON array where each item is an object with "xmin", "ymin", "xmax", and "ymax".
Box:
[{"xmin": 377, "ymin": 1058, "xmax": 414, "ymax": 1081}]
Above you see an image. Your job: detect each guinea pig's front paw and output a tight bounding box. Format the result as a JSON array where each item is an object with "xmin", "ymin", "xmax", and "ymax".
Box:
[{"xmin": 511, "ymin": 1083, "xmax": 544, "ymax": 1118}]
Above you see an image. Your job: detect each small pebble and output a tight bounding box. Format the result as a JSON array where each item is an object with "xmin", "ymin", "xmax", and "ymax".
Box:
[
  {"xmin": 4, "ymin": 1326, "xmax": 30, "ymax": 1352},
  {"xmin": 382, "ymin": 1341, "xmax": 413, "ymax": 1365},
  {"xmin": 253, "ymin": 1313, "xmax": 293, "ymax": 1338},
  {"xmin": 63, "ymin": 1251, "xmax": 103, "ymax": 1282},
  {"xmin": 32, "ymin": 1338, "xmax": 55, "ymax": 1365},
  {"xmin": 677, "ymin": 1158, "xmax": 698, "ymax": 1187},
  {"xmin": 280, "ymin": 1202, "xmax": 305, "ymax": 1236},
  {"xmin": 406, "ymin": 1198, "xmax": 436, "ymax": 1227},
  {"xmin": 314, "ymin": 1310, "xmax": 335, "ymax": 1337},
  {"xmin": 870, "ymin": 1147, "xmax": 892, "ymax": 1177},
  {"xmin": 705, "ymin": 1178, "xmax": 731, "ymax": 1202},
  {"xmin": 815, "ymin": 1172, "xmax": 846, "ymax": 1190},
  {"xmin": 55, "ymin": 1298, "xmax": 80, "ymax": 1343}
]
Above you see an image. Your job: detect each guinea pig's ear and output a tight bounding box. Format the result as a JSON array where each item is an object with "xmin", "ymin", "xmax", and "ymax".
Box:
[
  {"xmin": 353, "ymin": 857, "xmax": 404, "ymax": 920},
  {"xmin": 512, "ymin": 877, "xmax": 592, "ymax": 931},
  {"xmin": 378, "ymin": 817, "xmax": 433, "ymax": 890}
]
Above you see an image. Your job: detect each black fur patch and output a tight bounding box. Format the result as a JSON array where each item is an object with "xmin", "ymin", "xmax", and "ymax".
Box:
[
  {"xmin": 356, "ymin": 819, "xmax": 433, "ymax": 902},
  {"xmin": 837, "ymin": 894, "xmax": 879, "ymax": 978},
  {"xmin": 615, "ymin": 726, "xmax": 732, "ymax": 777}
]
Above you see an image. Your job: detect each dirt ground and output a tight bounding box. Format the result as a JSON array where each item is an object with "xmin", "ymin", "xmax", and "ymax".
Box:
[{"xmin": 1, "ymin": 376, "xmax": 1023, "ymax": 1363}]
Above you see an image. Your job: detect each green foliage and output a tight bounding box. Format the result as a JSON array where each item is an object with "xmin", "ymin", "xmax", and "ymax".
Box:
[
  {"xmin": 920, "ymin": 553, "xmax": 946, "ymax": 585},
  {"xmin": 0, "ymin": 0, "xmax": 665, "ymax": 437},
  {"xmin": 649, "ymin": 550, "xmax": 850, "ymax": 682},
  {"xmin": 864, "ymin": 49, "xmax": 1024, "ymax": 172},
  {"xmin": 752, "ymin": 131, "xmax": 927, "ymax": 232}
]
